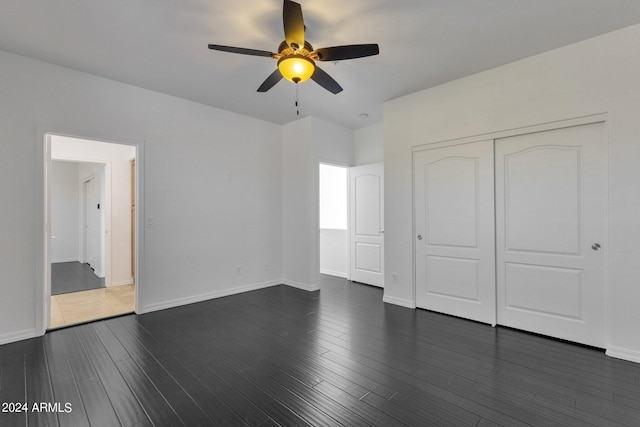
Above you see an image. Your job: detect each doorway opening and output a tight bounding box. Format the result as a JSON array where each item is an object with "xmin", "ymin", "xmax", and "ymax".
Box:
[
  {"xmin": 318, "ymin": 162, "xmax": 385, "ymax": 287},
  {"xmin": 46, "ymin": 134, "xmax": 138, "ymax": 329},
  {"xmin": 319, "ymin": 163, "xmax": 349, "ymax": 279}
]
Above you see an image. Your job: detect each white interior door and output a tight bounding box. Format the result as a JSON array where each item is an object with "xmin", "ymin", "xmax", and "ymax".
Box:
[
  {"xmin": 350, "ymin": 163, "xmax": 384, "ymax": 287},
  {"xmin": 414, "ymin": 140, "xmax": 496, "ymax": 324},
  {"xmin": 84, "ymin": 177, "xmax": 99, "ymax": 270},
  {"xmin": 495, "ymin": 123, "xmax": 606, "ymax": 347}
]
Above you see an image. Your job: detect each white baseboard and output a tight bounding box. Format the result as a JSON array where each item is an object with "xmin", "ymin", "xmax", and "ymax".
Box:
[
  {"xmin": 282, "ymin": 279, "xmax": 320, "ymax": 292},
  {"xmin": 108, "ymin": 278, "xmax": 134, "ymax": 287},
  {"xmin": 140, "ymin": 280, "xmax": 282, "ymax": 314},
  {"xmin": 319, "ymin": 269, "xmax": 348, "ymax": 279},
  {"xmin": 383, "ymin": 294, "xmax": 416, "ymax": 309},
  {"xmin": 606, "ymin": 345, "xmax": 640, "ymax": 364},
  {"xmin": 0, "ymin": 328, "xmax": 39, "ymax": 346},
  {"xmin": 52, "ymin": 258, "xmax": 81, "ymax": 263}
]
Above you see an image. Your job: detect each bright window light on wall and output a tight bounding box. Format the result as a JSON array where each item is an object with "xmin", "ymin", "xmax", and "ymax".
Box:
[{"xmin": 319, "ymin": 164, "xmax": 348, "ymax": 230}]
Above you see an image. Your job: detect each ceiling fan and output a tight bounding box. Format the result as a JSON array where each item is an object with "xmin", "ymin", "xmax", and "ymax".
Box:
[{"xmin": 208, "ymin": 0, "xmax": 379, "ymax": 94}]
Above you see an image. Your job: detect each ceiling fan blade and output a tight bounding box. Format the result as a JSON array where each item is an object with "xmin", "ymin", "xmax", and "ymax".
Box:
[
  {"xmin": 208, "ymin": 44, "xmax": 274, "ymax": 58},
  {"xmin": 311, "ymin": 66, "xmax": 343, "ymax": 94},
  {"xmin": 314, "ymin": 44, "xmax": 380, "ymax": 61},
  {"xmin": 283, "ymin": 0, "xmax": 305, "ymax": 49},
  {"xmin": 257, "ymin": 69, "xmax": 284, "ymax": 92}
]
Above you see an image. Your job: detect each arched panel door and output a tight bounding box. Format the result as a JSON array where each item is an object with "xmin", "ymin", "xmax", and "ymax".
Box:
[
  {"xmin": 350, "ymin": 163, "xmax": 384, "ymax": 287},
  {"xmin": 414, "ymin": 140, "xmax": 496, "ymax": 325},
  {"xmin": 495, "ymin": 122, "xmax": 606, "ymax": 347}
]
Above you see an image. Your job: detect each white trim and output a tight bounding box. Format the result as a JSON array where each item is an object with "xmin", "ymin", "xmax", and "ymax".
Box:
[
  {"xmin": 104, "ymin": 162, "xmax": 112, "ymax": 287},
  {"xmin": 0, "ymin": 328, "xmax": 38, "ymax": 346},
  {"xmin": 109, "ymin": 278, "xmax": 134, "ymax": 287},
  {"xmin": 37, "ymin": 126, "xmax": 145, "ymax": 337},
  {"xmin": 320, "ymin": 269, "xmax": 348, "ymax": 279},
  {"xmin": 51, "ymin": 258, "xmax": 82, "ymax": 264},
  {"xmin": 282, "ymin": 279, "xmax": 320, "ymax": 292},
  {"xmin": 35, "ymin": 133, "xmax": 51, "ymax": 336},
  {"xmin": 140, "ymin": 280, "xmax": 282, "ymax": 314},
  {"xmin": 606, "ymin": 346, "xmax": 640, "ymax": 364},
  {"xmin": 383, "ymin": 294, "xmax": 416, "ymax": 309},
  {"xmin": 411, "ymin": 113, "xmax": 608, "ymax": 152}
]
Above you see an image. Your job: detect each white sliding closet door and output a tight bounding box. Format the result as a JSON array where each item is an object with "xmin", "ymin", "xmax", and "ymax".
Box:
[
  {"xmin": 414, "ymin": 140, "xmax": 496, "ymax": 324},
  {"xmin": 495, "ymin": 123, "xmax": 607, "ymax": 347}
]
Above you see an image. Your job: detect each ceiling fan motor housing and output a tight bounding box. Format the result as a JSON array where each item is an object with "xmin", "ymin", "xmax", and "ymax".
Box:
[{"xmin": 278, "ymin": 40, "xmax": 315, "ymax": 57}]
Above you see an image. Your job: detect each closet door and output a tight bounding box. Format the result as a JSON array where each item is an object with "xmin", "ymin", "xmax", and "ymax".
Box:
[
  {"xmin": 495, "ymin": 123, "xmax": 606, "ymax": 347},
  {"xmin": 414, "ymin": 140, "xmax": 496, "ymax": 324}
]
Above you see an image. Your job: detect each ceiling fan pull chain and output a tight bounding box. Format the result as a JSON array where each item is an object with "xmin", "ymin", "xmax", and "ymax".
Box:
[{"xmin": 295, "ymin": 83, "xmax": 300, "ymax": 116}]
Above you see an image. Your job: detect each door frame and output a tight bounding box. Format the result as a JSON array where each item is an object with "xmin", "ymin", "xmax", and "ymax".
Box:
[
  {"xmin": 36, "ymin": 127, "xmax": 145, "ymax": 335},
  {"xmin": 79, "ymin": 169, "xmax": 108, "ymax": 279},
  {"xmin": 411, "ymin": 113, "xmax": 609, "ymax": 341}
]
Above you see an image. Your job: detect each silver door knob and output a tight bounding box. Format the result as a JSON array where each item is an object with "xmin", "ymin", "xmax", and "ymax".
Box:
[
  {"xmin": 417, "ymin": 235, "xmax": 423, "ymax": 240},
  {"xmin": 591, "ymin": 243, "xmax": 601, "ymax": 250}
]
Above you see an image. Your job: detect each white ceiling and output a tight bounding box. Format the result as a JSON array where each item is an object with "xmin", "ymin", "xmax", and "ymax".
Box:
[{"xmin": 2, "ymin": 0, "xmax": 640, "ymax": 129}]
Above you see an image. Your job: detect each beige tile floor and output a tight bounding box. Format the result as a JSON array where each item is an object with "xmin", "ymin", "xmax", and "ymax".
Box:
[{"xmin": 50, "ymin": 284, "xmax": 135, "ymax": 329}]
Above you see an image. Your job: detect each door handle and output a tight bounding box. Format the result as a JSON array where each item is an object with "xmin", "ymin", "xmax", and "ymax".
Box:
[
  {"xmin": 417, "ymin": 234, "xmax": 423, "ymax": 240},
  {"xmin": 591, "ymin": 243, "xmax": 601, "ymax": 251}
]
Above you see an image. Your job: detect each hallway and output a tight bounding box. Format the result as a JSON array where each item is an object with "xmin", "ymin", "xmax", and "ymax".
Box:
[
  {"xmin": 50, "ymin": 284, "xmax": 134, "ymax": 329},
  {"xmin": 51, "ymin": 261, "xmax": 105, "ymax": 295}
]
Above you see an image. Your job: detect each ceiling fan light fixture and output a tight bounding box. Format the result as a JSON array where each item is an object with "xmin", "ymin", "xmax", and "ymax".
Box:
[
  {"xmin": 208, "ymin": 0, "xmax": 378, "ymax": 94},
  {"xmin": 278, "ymin": 54, "xmax": 315, "ymax": 83}
]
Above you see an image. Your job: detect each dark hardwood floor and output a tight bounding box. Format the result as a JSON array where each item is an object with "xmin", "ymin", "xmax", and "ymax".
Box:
[
  {"xmin": 51, "ymin": 261, "xmax": 105, "ymax": 295},
  {"xmin": 1, "ymin": 275, "xmax": 639, "ymax": 426}
]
